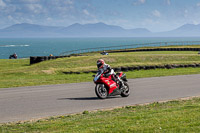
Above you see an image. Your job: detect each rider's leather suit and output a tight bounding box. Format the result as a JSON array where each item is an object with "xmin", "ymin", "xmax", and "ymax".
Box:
[{"xmin": 95, "ymin": 64, "xmax": 124, "ymax": 87}]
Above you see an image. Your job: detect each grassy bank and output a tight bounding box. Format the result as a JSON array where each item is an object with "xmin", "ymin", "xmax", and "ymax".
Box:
[
  {"xmin": 1, "ymin": 50, "xmax": 200, "ymax": 88},
  {"xmin": 1, "ymin": 97, "xmax": 200, "ymax": 132},
  {"xmin": 1, "ymin": 67, "xmax": 200, "ymax": 88}
]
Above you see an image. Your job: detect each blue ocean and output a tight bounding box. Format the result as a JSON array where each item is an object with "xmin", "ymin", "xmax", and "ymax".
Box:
[{"xmin": 1, "ymin": 37, "xmax": 200, "ymax": 59}]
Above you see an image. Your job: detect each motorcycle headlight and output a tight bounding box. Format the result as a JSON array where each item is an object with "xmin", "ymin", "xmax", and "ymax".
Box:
[{"xmin": 93, "ymin": 76, "xmax": 99, "ymax": 82}]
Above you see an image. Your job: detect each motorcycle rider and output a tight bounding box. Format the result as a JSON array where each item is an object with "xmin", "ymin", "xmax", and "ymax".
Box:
[{"xmin": 96, "ymin": 59, "xmax": 125, "ymax": 88}]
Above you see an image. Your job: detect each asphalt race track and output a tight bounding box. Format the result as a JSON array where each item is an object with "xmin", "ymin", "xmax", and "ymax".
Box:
[{"xmin": 0, "ymin": 74, "xmax": 200, "ymax": 123}]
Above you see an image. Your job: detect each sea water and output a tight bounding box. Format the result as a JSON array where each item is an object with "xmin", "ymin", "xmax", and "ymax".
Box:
[{"xmin": 0, "ymin": 37, "xmax": 200, "ymax": 59}]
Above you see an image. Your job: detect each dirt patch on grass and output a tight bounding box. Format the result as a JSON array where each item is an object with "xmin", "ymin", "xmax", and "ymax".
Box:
[
  {"xmin": 42, "ymin": 69, "xmax": 55, "ymax": 74},
  {"xmin": 103, "ymin": 58, "xmax": 116, "ymax": 63}
]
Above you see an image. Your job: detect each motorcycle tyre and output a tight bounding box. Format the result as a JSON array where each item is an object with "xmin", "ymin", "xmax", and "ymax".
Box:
[
  {"xmin": 121, "ymin": 82, "xmax": 130, "ymax": 97},
  {"xmin": 95, "ymin": 84, "xmax": 108, "ymax": 99}
]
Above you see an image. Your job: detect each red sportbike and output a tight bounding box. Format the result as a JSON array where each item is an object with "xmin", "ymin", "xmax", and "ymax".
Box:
[{"xmin": 93, "ymin": 72, "xmax": 130, "ymax": 99}]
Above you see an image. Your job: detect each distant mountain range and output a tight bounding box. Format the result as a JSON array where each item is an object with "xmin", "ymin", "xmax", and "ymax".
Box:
[{"xmin": 0, "ymin": 22, "xmax": 200, "ymax": 37}]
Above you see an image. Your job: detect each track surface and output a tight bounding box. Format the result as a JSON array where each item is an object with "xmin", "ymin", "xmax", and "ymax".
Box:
[{"xmin": 0, "ymin": 74, "xmax": 200, "ymax": 123}]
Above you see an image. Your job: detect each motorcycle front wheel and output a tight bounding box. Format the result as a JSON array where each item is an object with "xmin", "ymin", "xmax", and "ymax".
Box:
[{"xmin": 95, "ymin": 84, "xmax": 108, "ymax": 99}]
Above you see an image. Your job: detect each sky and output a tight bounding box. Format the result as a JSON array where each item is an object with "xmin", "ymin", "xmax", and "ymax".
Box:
[{"xmin": 1, "ymin": 0, "xmax": 200, "ymax": 32}]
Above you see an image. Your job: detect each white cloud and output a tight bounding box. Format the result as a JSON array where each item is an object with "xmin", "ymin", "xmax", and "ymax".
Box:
[
  {"xmin": 152, "ymin": 10, "xmax": 161, "ymax": 17},
  {"xmin": 83, "ymin": 9, "xmax": 90, "ymax": 16},
  {"xmin": 80, "ymin": 9, "xmax": 97, "ymax": 23},
  {"xmin": 197, "ymin": 2, "xmax": 200, "ymax": 7},
  {"xmin": 46, "ymin": 17, "xmax": 52, "ymax": 21},
  {"xmin": 17, "ymin": 0, "xmax": 40, "ymax": 4},
  {"xmin": 133, "ymin": 0, "xmax": 145, "ymax": 5},
  {"xmin": 4, "ymin": 0, "xmax": 11, "ymax": 2},
  {"xmin": 184, "ymin": 9, "xmax": 188, "ymax": 13},
  {"xmin": 64, "ymin": 0, "xmax": 73, "ymax": 5},
  {"xmin": 7, "ymin": 15, "xmax": 13, "ymax": 20},
  {"xmin": 26, "ymin": 4, "xmax": 43, "ymax": 14},
  {"xmin": 0, "ymin": 0, "xmax": 6, "ymax": 7},
  {"xmin": 139, "ymin": 0, "xmax": 145, "ymax": 4},
  {"xmin": 24, "ymin": 18, "xmax": 33, "ymax": 23},
  {"xmin": 184, "ymin": 9, "xmax": 188, "ymax": 17},
  {"xmin": 105, "ymin": 19, "xmax": 131, "ymax": 28},
  {"xmin": 166, "ymin": 0, "xmax": 171, "ymax": 5},
  {"xmin": 192, "ymin": 20, "xmax": 199, "ymax": 25}
]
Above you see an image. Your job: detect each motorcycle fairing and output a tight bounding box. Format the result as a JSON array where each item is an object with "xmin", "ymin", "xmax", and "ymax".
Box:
[
  {"xmin": 117, "ymin": 72, "xmax": 128, "ymax": 82},
  {"xmin": 117, "ymin": 72, "xmax": 123, "ymax": 77},
  {"xmin": 109, "ymin": 87, "xmax": 121, "ymax": 96},
  {"xmin": 96, "ymin": 75, "xmax": 117, "ymax": 94}
]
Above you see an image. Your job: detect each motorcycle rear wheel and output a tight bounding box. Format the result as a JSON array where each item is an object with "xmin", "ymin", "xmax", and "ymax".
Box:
[
  {"xmin": 95, "ymin": 84, "xmax": 108, "ymax": 99},
  {"xmin": 121, "ymin": 82, "xmax": 130, "ymax": 97}
]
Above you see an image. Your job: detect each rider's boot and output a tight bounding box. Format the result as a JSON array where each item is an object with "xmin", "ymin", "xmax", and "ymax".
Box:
[{"xmin": 116, "ymin": 75, "xmax": 125, "ymax": 90}]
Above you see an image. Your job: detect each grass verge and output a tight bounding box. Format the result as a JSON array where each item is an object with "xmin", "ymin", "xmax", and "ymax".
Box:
[{"xmin": 1, "ymin": 97, "xmax": 200, "ymax": 132}]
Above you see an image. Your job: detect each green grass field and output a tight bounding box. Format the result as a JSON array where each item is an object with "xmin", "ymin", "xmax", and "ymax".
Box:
[
  {"xmin": 1, "ymin": 50, "xmax": 200, "ymax": 88},
  {"xmin": 1, "ymin": 97, "xmax": 200, "ymax": 132}
]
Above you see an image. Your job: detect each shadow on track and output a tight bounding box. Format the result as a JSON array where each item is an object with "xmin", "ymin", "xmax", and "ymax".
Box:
[
  {"xmin": 57, "ymin": 96, "xmax": 121, "ymax": 101},
  {"xmin": 57, "ymin": 97, "xmax": 99, "ymax": 101}
]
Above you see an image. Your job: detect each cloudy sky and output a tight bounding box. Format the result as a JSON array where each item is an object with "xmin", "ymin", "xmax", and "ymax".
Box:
[{"xmin": 1, "ymin": 0, "xmax": 200, "ymax": 32}]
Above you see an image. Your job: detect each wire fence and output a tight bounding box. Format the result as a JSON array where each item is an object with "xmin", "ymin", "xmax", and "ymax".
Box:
[{"xmin": 60, "ymin": 41, "xmax": 200, "ymax": 56}]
